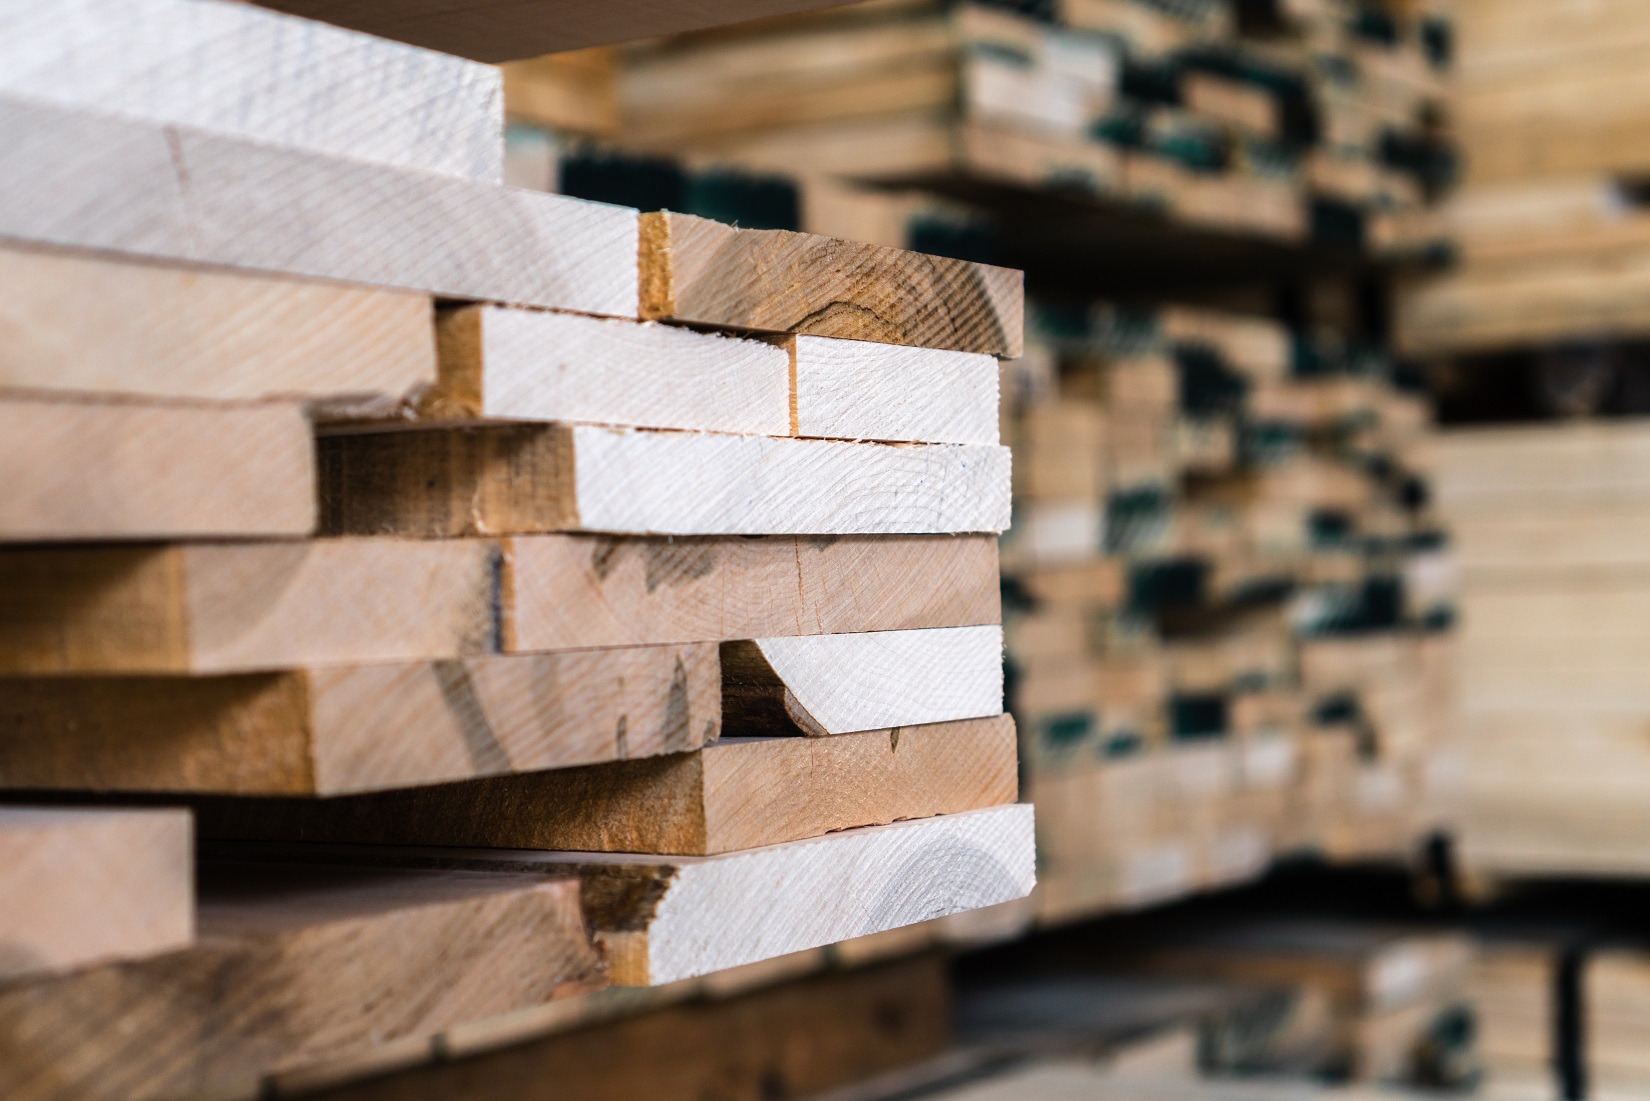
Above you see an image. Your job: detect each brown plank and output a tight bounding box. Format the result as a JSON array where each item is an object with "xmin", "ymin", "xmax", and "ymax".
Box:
[
  {"xmin": 502, "ymin": 533, "xmax": 1001, "ymax": 651},
  {"xmin": 0, "ymin": 540, "xmax": 498, "ymax": 675},
  {"xmin": 639, "ymin": 212, "xmax": 1024, "ymax": 356},
  {"xmin": 296, "ymin": 955, "xmax": 949, "ymax": 1101},
  {"xmin": 0, "ymin": 808, "xmax": 193, "ymax": 983},
  {"xmin": 0, "ymin": 863, "xmax": 603, "ymax": 1101},
  {"xmin": 192, "ymin": 715, "xmax": 1019, "ymax": 855},
  {"xmin": 0, "ymin": 644, "xmax": 718, "ymax": 795}
]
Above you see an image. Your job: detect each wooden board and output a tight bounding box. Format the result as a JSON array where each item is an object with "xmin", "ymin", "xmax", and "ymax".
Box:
[
  {"xmin": 639, "ymin": 212, "xmax": 1023, "ymax": 357},
  {"xmin": 212, "ymin": 803, "xmax": 1036, "ymax": 985},
  {"xmin": 790, "ymin": 334, "xmax": 1001, "ymax": 444},
  {"xmin": 1, "ymin": 535, "xmax": 998, "ymax": 671},
  {"xmin": 0, "ymin": 95, "xmax": 637, "ymax": 316},
  {"xmin": 0, "ymin": 864, "xmax": 603, "ymax": 1101},
  {"xmin": 251, "ymin": 0, "xmax": 863, "ymax": 62},
  {"xmin": 290, "ymin": 955, "xmax": 949, "ymax": 1101},
  {"xmin": 0, "ymin": 643, "xmax": 718, "ymax": 795},
  {"xmin": 0, "ymin": 0, "xmax": 503, "ymax": 181},
  {"xmin": 0, "ymin": 539, "xmax": 497, "ymax": 675},
  {"xmin": 0, "ymin": 808, "xmax": 192, "ymax": 982},
  {"xmin": 722, "ymin": 626, "xmax": 1004, "ymax": 735},
  {"xmin": 426, "ymin": 305, "xmax": 788, "ymax": 433},
  {"xmin": 319, "ymin": 423, "xmax": 1011, "ymax": 536},
  {"xmin": 502, "ymin": 533, "xmax": 1001, "ymax": 651},
  {"xmin": 194, "ymin": 715, "xmax": 1019, "ymax": 855},
  {"xmin": 0, "ymin": 246, "xmax": 434, "ymax": 409},
  {"xmin": 0, "ymin": 397, "xmax": 316, "ymax": 541}
]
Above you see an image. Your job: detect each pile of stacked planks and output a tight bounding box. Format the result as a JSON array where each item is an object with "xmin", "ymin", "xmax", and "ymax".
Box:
[
  {"xmin": 1123, "ymin": 917, "xmax": 1479, "ymax": 1087},
  {"xmin": 0, "ymin": 0, "xmax": 1037, "ymax": 1095},
  {"xmin": 1002, "ymin": 301, "xmax": 1455, "ymax": 923},
  {"xmin": 503, "ymin": 0, "xmax": 1454, "ymax": 255},
  {"xmin": 1436, "ymin": 423, "xmax": 1650, "ymax": 880},
  {"xmin": 1397, "ymin": 0, "xmax": 1650, "ymax": 355}
]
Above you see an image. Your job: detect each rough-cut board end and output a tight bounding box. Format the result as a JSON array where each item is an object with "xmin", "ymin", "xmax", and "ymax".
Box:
[{"xmin": 637, "ymin": 212, "xmax": 676, "ymax": 320}]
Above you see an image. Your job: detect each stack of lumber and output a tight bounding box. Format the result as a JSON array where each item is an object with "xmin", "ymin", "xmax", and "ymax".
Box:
[
  {"xmin": 1123, "ymin": 918, "xmax": 1479, "ymax": 1087},
  {"xmin": 1000, "ymin": 300, "xmax": 1454, "ymax": 923},
  {"xmin": 498, "ymin": 0, "xmax": 1454, "ymax": 255},
  {"xmin": 0, "ymin": 0, "xmax": 1038, "ymax": 1094},
  {"xmin": 1436, "ymin": 422, "xmax": 1650, "ymax": 880},
  {"xmin": 1588, "ymin": 946, "xmax": 1650, "ymax": 1099},
  {"xmin": 1469, "ymin": 933, "xmax": 1563, "ymax": 1099},
  {"xmin": 1395, "ymin": 0, "xmax": 1650, "ymax": 355}
]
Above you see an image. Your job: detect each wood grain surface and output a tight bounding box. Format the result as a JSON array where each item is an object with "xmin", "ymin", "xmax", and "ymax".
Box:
[
  {"xmin": 428, "ymin": 306, "xmax": 787, "ymax": 433},
  {"xmin": 0, "ymin": 864, "xmax": 602, "ymax": 1101},
  {"xmin": 640, "ymin": 212, "xmax": 1023, "ymax": 356},
  {"xmin": 0, "ymin": 0, "xmax": 503, "ymax": 180},
  {"xmin": 296, "ymin": 955, "xmax": 949, "ymax": 1101},
  {"xmin": 211, "ymin": 804, "xmax": 1037, "ymax": 985},
  {"xmin": 320, "ymin": 423, "xmax": 1011, "ymax": 536},
  {"xmin": 0, "ymin": 539, "xmax": 497, "ymax": 675},
  {"xmin": 0, "ymin": 397, "xmax": 315, "ymax": 541},
  {"xmin": 0, "ymin": 643, "xmax": 718, "ymax": 795},
  {"xmin": 192, "ymin": 714, "xmax": 1019, "ymax": 855},
  {"xmin": 0, "ymin": 808, "xmax": 192, "ymax": 983},
  {"xmin": 502, "ymin": 533, "xmax": 1001, "ymax": 651},
  {"xmin": 790, "ymin": 333, "xmax": 1001, "ymax": 444},
  {"xmin": 723, "ymin": 626, "xmax": 1005, "ymax": 735},
  {"xmin": 0, "ymin": 95, "xmax": 636, "ymax": 314},
  {"xmin": 0, "ymin": 246, "xmax": 433, "ymax": 408}
]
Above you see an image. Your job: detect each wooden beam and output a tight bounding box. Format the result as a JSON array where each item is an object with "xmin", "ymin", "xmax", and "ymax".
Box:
[
  {"xmin": 501, "ymin": 533, "xmax": 1001, "ymax": 651},
  {"xmin": 427, "ymin": 305, "xmax": 787, "ymax": 433},
  {"xmin": 0, "ymin": 644, "xmax": 718, "ymax": 795},
  {"xmin": 0, "ymin": 0, "xmax": 503, "ymax": 181},
  {"xmin": 721, "ymin": 626, "xmax": 1004, "ymax": 736},
  {"xmin": 318, "ymin": 424, "xmax": 1011, "ymax": 536},
  {"xmin": 0, "ymin": 95, "xmax": 637, "ymax": 315},
  {"xmin": 0, "ymin": 540, "xmax": 498, "ymax": 675},
  {"xmin": 211, "ymin": 803, "xmax": 1036, "ymax": 985},
  {"xmin": 0, "ymin": 397, "xmax": 315, "ymax": 541},
  {"xmin": 291, "ymin": 955, "xmax": 949, "ymax": 1101},
  {"xmin": 192, "ymin": 715, "xmax": 1019, "ymax": 855},
  {"xmin": 639, "ymin": 212, "xmax": 1024, "ymax": 357},
  {"xmin": 0, "ymin": 808, "xmax": 192, "ymax": 982},
  {"xmin": 0, "ymin": 246, "xmax": 434, "ymax": 409},
  {"xmin": 0, "ymin": 864, "xmax": 603, "ymax": 1101},
  {"xmin": 250, "ymin": 0, "xmax": 860, "ymax": 63},
  {"xmin": 789, "ymin": 334, "xmax": 1001, "ymax": 444}
]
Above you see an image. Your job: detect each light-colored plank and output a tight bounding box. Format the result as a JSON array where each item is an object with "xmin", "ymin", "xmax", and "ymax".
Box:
[
  {"xmin": 502, "ymin": 533, "xmax": 1001, "ymax": 651},
  {"xmin": 425, "ymin": 305, "xmax": 787, "ymax": 432},
  {"xmin": 217, "ymin": 803, "xmax": 1037, "ymax": 986},
  {"xmin": 0, "ymin": 808, "xmax": 192, "ymax": 982},
  {"xmin": 0, "ymin": 643, "xmax": 718, "ymax": 795},
  {"xmin": 0, "ymin": 539, "xmax": 497, "ymax": 675},
  {"xmin": 194, "ymin": 715, "xmax": 1019, "ymax": 855},
  {"xmin": 0, "ymin": 246, "xmax": 434, "ymax": 408},
  {"xmin": 0, "ymin": 865, "xmax": 603, "ymax": 1101},
  {"xmin": 252, "ymin": 0, "xmax": 862, "ymax": 62},
  {"xmin": 640, "ymin": 212, "xmax": 1024, "ymax": 357},
  {"xmin": 0, "ymin": 0, "xmax": 502, "ymax": 181},
  {"xmin": 0, "ymin": 95, "xmax": 636, "ymax": 315},
  {"xmin": 723, "ymin": 626, "xmax": 1004, "ymax": 735},
  {"xmin": 790, "ymin": 334, "xmax": 1000, "ymax": 444},
  {"xmin": 0, "ymin": 397, "xmax": 315, "ymax": 540},
  {"xmin": 319, "ymin": 423, "xmax": 1011, "ymax": 536}
]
